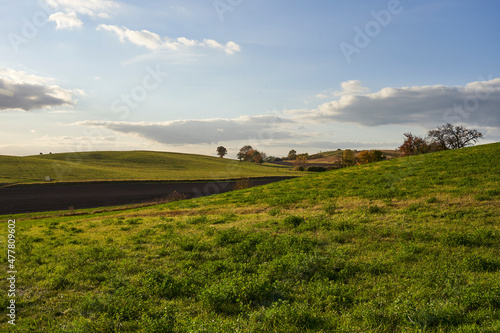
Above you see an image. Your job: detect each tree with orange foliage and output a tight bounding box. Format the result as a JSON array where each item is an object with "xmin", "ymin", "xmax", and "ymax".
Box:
[
  {"xmin": 357, "ymin": 150, "xmax": 376, "ymax": 164},
  {"xmin": 252, "ymin": 151, "xmax": 264, "ymax": 164},
  {"xmin": 398, "ymin": 133, "xmax": 429, "ymax": 157}
]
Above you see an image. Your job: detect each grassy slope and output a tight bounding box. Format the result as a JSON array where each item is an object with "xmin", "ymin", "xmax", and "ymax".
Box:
[
  {"xmin": 2, "ymin": 143, "xmax": 499, "ymax": 332},
  {"xmin": 0, "ymin": 151, "xmax": 297, "ymax": 184}
]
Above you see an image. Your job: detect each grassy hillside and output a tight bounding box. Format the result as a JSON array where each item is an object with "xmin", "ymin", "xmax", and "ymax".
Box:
[
  {"xmin": 0, "ymin": 151, "xmax": 297, "ymax": 184},
  {"xmin": 1, "ymin": 143, "xmax": 499, "ymax": 332}
]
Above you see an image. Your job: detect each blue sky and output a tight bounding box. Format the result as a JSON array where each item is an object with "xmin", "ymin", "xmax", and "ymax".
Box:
[{"xmin": 1, "ymin": 0, "xmax": 499, "ymax": 157}]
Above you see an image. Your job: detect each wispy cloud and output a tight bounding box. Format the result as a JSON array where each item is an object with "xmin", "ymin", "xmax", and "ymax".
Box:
[
  {"xmin": 48, "ymin": 12, "xmax": 83, "ymax": 30},
  {"xmin": 45, "ymin": 0, "xmax": 119, "ymax": 18},
  {"xmin": 97, "ymin": 25, "xmax": 241, "ymax": 55},
  {"xmin": 295, "ymin": 78, "xmax": 500, "ymax": 127},
  {"xmin": 78, "ymin": 116, "xmax": 297, "ymax": 145},
  {"xmin": 45, "ymin": 0, "xmax": 119, "ymax": 30},
  {"xmin": 0, "ymin": 68, "xmax": 79, "ymax": 111}
]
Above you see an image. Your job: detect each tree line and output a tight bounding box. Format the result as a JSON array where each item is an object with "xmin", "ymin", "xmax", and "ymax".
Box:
[{"xmin": 215, "ymin": 123, "xmax": 484, "ymax": 169}]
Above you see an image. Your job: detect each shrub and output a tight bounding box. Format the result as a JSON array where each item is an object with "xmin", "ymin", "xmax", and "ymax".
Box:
[
  {"xmin": 426, "ymin": 197, "xmax": 439, "ymax": 204},
  {"xmin": 284, "ymin": 215, "xmax": 305, "ymax": 227},
  {"xmin": 368, "ymin": 205, "xmax": 383, "ymax": 214},
  {"xmin": 307, "ymin": 166, "xmax": 327, "ymax": 172}
]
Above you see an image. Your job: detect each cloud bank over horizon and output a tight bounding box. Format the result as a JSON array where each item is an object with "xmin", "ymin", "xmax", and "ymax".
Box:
[
  {"xmin": 76, "ymin": 78, "xmax": 500, "ymax": 148},
  {"xmin": 79, "ymin": 116, "xmax": 297, "ymax": 145},
  {"xmin": 298, "ymin": 78, "xmax": 500, "ymax": 127}
]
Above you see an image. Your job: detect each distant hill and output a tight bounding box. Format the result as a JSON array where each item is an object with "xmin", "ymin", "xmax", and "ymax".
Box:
[{"xmin": 0, "ymin": 151, "xmax": 298, "ymax": 184}]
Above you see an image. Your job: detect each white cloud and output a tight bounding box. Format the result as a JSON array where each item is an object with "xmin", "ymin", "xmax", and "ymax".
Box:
[
  {"xmin": 316, "ymin": 94, "xmax": 327, "ymax": 99},
  {"xmin": 297, "ymin": 78, "xmax": 500, "ymax": 127},
  {"xmin": 48, "ymin": 12, "xmax": 83, "ymax": 30},
  {"xmin": 45, "ymin": 0, "xmax": 118, "ymax": 29},
  {"xmin": 334, "ymin": 80, "xmax": 371, "ymax": 96},
  {"xmin": 0, "ymin": 68, "xmax": 78, "ymax": 111},
  {"xmin": 78, "ymin": 116, "xmax": 297, "ymax": 145},
  {"xmin": 45, "ymin": 0, "xmax": 119, "ymax": 18},
  {"xmin": 97, "ymin": 25, "xmax": 241, "ymax": 55}
]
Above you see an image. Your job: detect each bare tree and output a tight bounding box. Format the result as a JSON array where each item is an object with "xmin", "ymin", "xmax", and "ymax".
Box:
[{"xmin": 427, "ymin": 123, "xmax": 483, "ymax": 150}]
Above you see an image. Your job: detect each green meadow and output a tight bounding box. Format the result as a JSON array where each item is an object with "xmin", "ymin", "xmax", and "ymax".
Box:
[
  {"xmin": 0, "ymin": 151, "xmax": 297, "ymax": 184},
  {"xmin": 1, "ymin": 143, "xmax": 499, "ymax": 332}
]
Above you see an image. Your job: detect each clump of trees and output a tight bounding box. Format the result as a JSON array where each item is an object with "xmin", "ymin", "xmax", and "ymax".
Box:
[
  {"xmin": 237, "ymin": 145, "xmax": 266, "ymax": 164},
  {"xmin": 340, "ymin": 149, "xmax": 386, "ymax": 167},
  {"xmin": 357, "ymin": 150, "xmax": 386, "ymax": 165},
  {"xmin": 399, "ymin": 123, "xmax": 483, "ymax": 157}
]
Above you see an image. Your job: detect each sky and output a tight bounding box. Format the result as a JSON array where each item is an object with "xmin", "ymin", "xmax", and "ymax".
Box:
[{"xmin": 1, "ymin": 0, "xmax": 499, "ymax": 158}]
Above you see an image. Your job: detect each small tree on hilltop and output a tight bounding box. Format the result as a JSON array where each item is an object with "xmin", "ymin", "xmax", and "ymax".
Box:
[
  {"xmin": 427, "ymin": 123, "xmax": 483, "ymax": 150},
  {"xmin": 216, "ymin": 146, "xmax": 227, "ymax": 158},
  {"xmin": 288, "ymin": 149, "xmax": 297, "ymax": 160}
]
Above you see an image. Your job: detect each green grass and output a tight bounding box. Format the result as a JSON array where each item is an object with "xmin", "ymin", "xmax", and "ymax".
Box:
[
  {"xmin": 1, "ymin": 143, "xmax": 499, "ymax": 332},
  {"xmin": 0, "ymin": 151, "xmax": 298, "ymax": 184}
]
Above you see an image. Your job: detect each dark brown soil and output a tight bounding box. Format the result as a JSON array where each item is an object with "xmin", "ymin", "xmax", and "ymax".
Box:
[{"xmin": 0, "ymin": 177, "xmax": 293, "ymax": 215}]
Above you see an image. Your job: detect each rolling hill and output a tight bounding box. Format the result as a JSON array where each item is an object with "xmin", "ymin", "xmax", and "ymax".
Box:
[
  {"xmin": 0, "ymin": 151, "xmax": 298, "ymax": 184},
  {"xmin": 1, "ymin": 143, "xmax": 499, "ymax": 332}
]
